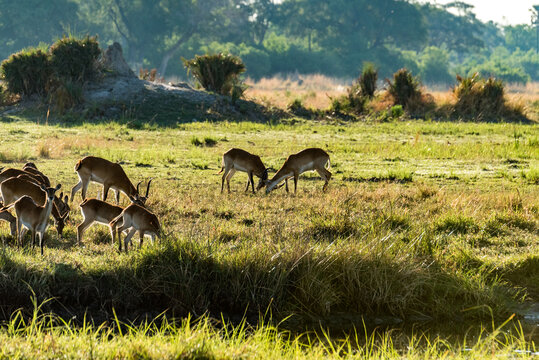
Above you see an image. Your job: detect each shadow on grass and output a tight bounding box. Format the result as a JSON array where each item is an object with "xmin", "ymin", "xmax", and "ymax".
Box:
[{"xmin": 0, "ymin": 236, "xmax": 517, "ymax": 329}]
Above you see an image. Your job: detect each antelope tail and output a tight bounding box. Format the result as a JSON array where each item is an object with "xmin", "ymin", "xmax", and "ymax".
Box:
[{"xmin": 215, "ymin": 166, "xmax": 224, "ymax": 175}]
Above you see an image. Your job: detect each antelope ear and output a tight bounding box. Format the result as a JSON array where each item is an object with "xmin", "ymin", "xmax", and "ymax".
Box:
[
  {"xmin": 39, "ymin": 183, "xmax": 47, "ymax": 191},
  {"xmin": 128, "ymin": 195, "xmax": 137, "ymax": 203},
  {"xmin": 59, "ymin": 192, "xmax": 63, "ymax": 199},
  {"xmin": 64, "ymin": 195, "xmax": 69, "ymax": 204},
  {"xmin": 55, "ymin": 184, "xmax": 62, "ymax": 191}
]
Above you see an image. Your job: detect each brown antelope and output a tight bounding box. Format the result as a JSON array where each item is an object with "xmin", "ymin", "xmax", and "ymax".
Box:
[
  {"xmin": 0, "ymin": 184, "xmax": 61, "ymax": 255},
  {"xmin": 264, "ymin": 148, "xmax": 331, "ymax": 194},
  {"xmin": 22, "ymin": 163, "xmax": 51, "ymax": 186},
  {"xmin": 217, "ymin": 148, "xmax": 268, "ymax": 193},
  {"xmin": 76, "ymin": 180, "xmax": 152, "ymax": 245},
  {"xmin": 0, "ymin": 204, "xmax": 17, "ymax": 237},
  {"xmin": 1, "ymin": 177, "xmax": 70, "ymax": 237},
  {"xmin": 0, "ymin": 168, "xmax": 49, "ymax": 187},
  {"xmin": 109, "ymin": 204, "xmax": 160, "ymax": 252},
  {"xmin": 70, "ymin": 156, "xmax": 150, "ymax": 204}
]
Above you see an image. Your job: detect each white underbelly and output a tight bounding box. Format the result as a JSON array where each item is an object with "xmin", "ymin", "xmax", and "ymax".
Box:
[
  {"xmin": 298, "ymin": 161, "xmax": 315, "ymax": 174},
  {"xmin": 233, "ymin": 164, "xmax": 249, "ymax": 173}
]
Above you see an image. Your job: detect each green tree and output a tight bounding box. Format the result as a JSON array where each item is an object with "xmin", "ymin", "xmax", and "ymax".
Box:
[
  {"xmin": 419, "ymin": 2, "xmax": 487, "ymax": 55},
  {"xmin": 504, "ymin": 25, "xmax": 536, "ymax": 52},
  {"xmin": 0, "ymin": 0, "xmax": 79, "ymax": 60},
  {"xmin": 419, "ymin": 46, "xmax": 452, "ymax": 84}
]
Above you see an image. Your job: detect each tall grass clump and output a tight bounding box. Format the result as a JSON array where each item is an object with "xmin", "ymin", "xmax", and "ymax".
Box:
[
  {"xmin": 359, "ymin": 62, "xmax": 378, "ymax": 98},
  {"xmin": 183, "ymin": 53, "xmax": 246, "ymax": 99},
  {"xmin": 452, "ymin": 73, "xmax": 526, "ymax": 121},
  {"xmin": 49, "ymin": 35, "xmax": 101, "ymax": 83},
  {"xmin": 386, "ymin": 68, "xmax": 422, "ymax": 109},
  {"xmin": 0, "ymin": 48, "xmax": 51, "ymax": 96},
  {"xmin": 329, "ymin": 64, "xmax": 378, "ymax": 116}
]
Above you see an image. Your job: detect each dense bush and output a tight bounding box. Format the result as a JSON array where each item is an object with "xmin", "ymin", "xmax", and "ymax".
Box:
[
  {"xmin": 183, "ymin": 53, "xmax": 246, "ymax": 97},
  {"xmin": 0, "ymin": 35, "xmax": 101, "ymax": 103},
  {"xmin": 386, "ymin": 68, "xmax": 422, "ymax": 109},
  {"xmin": 49, "ymin": 36, "xmax": 101, "ymax": 82},
  {"xmin": 358, "ymin": 63, "xmax": 378, "ymax": 98},
  {"xmin": 453, "ymin": 73, "xmax": 506, "ymax": 118},
  {"xmin": 0, "ymin": 48, "xmax": 51, "ymax": 96}
]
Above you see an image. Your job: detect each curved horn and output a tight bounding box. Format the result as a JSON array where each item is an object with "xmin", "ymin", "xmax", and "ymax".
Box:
[
  {"xmin": 145, "ymin": 178, "xmax": 153, "ymax": 198},
  {"xmin": 136, "ymin": 180, "xmax": 143, "ymax": 194}
]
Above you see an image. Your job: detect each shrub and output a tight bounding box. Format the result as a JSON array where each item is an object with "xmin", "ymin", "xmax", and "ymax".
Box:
[
  {"xmin": 49, "ymin": 35, "xmax": 101, "ymax": 83},
  {"xmin": 359, "ymin": 62, "xmax": 378, "ymax": 98},
  {"xmin": 49, "ymin": 79, "xmax": 84, "ymax": 113},
  {"xmin": 0, "ymin": 82, "xmax": 18, "ymax": 106},
  {"xmin": 453, "ymin": 73, "xmax": 507, "ymax": 118},
  {"xmin": 139, "ymin": 68, "xmax": 164, "ymax": 83},
  {"xmin": 0, "ymin": 48, "xmax": 51, "ymax": 96},
  {"xmin": 386, "ymin": 68, "xmax": 422, "ymax": 109},
  {"xmin": 183, "ymin": 53, "xmax": 246, "ymax": 97}
]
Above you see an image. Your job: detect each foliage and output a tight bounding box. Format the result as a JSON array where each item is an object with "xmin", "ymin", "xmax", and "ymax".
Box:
[
  {"xmin": 0, "ymin": 0, "xmax": 78, "ymax": 61},
  {"xmin": 452, "ymin": 73, "xmax": 508, "ymax": 119},
  {"xmin": 386, "ymin": 68, "xmax": 422, "ymax": 109},
  {"xmin": 419, "ymin": 46, "xmax": 452, "ymax": 84},
  {"xmin": 358, "ymin": 62, "xmax": 377, "ymax": 98},
  {"xmin": 183, "ymin": 53, "xmax": 246, "ymax": 97},
  {"xmin": 0, "ymin": 48, "xmax": 51, "ymax": 96},
  {"xmin": 139, "ymin": 68, "xmax": 164, "ymax": 83},
  {"xmin": 49, "ymin": 35, "xmax": 101, "ymax": 83},
  {"xmin": 49, "ymin": 79, "xmax": 84, "ymax": 113}
]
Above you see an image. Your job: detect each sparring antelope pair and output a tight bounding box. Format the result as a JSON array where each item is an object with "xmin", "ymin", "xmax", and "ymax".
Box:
[
  {"xmin": 218, "ymin": 147, "xmax": 331, "ymax": 194},
  {"xmin": 72, "ymin": 156, "xmax": 160, "ymax": 252}
]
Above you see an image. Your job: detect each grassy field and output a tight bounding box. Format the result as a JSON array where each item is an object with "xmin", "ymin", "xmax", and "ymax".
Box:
[{"xmin": 0, "ymin": 114, "xmax": 537, "ymax": 358}]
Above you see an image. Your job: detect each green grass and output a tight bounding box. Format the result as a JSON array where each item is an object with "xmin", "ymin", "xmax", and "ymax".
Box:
[{"xmin": 0, "ymin": 118, "xmax": 537, "ymax": 357}]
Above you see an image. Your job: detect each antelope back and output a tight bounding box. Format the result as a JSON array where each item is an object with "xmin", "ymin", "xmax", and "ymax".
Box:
[{"xmin": 77, "ymin": 156, "xmax": 137, "ymax": 196}]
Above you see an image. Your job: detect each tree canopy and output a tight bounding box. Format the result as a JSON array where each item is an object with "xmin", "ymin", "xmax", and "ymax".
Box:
[{"xmin": 0, "ymin": 0, "xmax": 536, "ymax": 83}]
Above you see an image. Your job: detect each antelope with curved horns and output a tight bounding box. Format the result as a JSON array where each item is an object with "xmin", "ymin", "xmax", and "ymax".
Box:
[
  {"xmin": 1, "ymin": 177, "xmax": 70, "ymax": 237},
  {"xmin": 76, "ymin": 180, "xmax": 152, "ymax": 246},
  {"xmin": 70, "ymin": 156, "xmax": 151, "ymax": 204},
  {"xmin": 217, "ymin": 148, "xmax": 268, "ymax": 193},
  {"xmin": 0, "ymin": 184, "xmax": 61, "ymax": 255},
  {"xmin": 264, "ymin": 148, "xmax": 331, "ymax": 194},
  {"xmin": 109, "ymin": 204, "xmax": 161, "ymax": 253}
]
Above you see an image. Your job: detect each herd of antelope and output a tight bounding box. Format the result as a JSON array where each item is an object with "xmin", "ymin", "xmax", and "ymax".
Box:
[{"xmin": 0, "ymin": 147, "xmax": 331, "ymax": 255}]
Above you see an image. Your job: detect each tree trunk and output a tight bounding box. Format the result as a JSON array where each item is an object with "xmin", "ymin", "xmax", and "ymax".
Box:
[{"xmin": 158, "ymin": 29, "xmax": 195, "ymax": 78}]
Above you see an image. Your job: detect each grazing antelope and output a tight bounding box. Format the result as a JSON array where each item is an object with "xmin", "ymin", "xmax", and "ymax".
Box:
[
  {"xmin": 1, "ymin": 177, "xmax": 70, "ymax": 237},
  {"xmin": 0, "ymin": 204, "xmax": 17, "ymax": 237},
  {"xmin": 217, "ymin": 148, "xmax": 268, "ymax": 193},
  {"xmin": 76, "ymin": 181, "xmax": 151, "ymax": 245},
  {"xmin": 22, "ymin": 163, "xmax": 51, "ymax": 186},
  {"xmin": 264, "ymin": 148, "xmax": 331, "ymax": 194},
  {"xmin": 0, "ymin": 184, "xmax": 61, "ymax": 255},
  {"xmin": 110, "ymin": 204, "xmax": 160, "ymax": 252},
  {"xmin": 70, "ymin": 156, "xmax": 149, "ymax": 204},
  {"xmin": 0, "ymin": 168, "xmax": 49, "ymax": 187}
]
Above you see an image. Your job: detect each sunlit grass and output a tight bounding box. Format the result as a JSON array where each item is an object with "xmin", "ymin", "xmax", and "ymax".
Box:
[{"xmin": 0, "ymin": 118, "xmax": 537, "ymax": 358}]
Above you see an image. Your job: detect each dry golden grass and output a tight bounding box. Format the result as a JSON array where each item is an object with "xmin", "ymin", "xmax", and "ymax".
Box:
[
  {"xmin": 245, "ymin": 75, "xmax": 538, "ymax": 120},
  {"xmin": 245, "ymin": 74, "xmax": 348, "ymax": 110}
]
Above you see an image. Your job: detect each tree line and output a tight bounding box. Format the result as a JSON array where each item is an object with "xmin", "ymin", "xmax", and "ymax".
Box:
[{"xmin": 1, "ymin": 0, "xmax": 537, "ymax": 84}]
